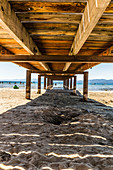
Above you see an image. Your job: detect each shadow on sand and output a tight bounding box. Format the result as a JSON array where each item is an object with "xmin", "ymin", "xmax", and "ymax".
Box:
[{"xmin": 0, "ymin": 89, "xmax": 113, "ymax": 169}]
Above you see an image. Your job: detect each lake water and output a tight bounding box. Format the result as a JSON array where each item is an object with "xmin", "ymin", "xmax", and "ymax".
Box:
[{"xmin": 0, "ymin": 81, "xmax": 113, "ymax": 91}]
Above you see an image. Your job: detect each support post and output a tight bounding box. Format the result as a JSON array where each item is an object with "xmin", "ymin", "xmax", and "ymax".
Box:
[
  {"xmin": 51, "ymin": 79, "xmax": 53, "ymax": 88},
  {"xmin": 49, "ymin": 79, "xmax": 51, "ymax": 89},
  {"xmin": 70, "ymin": 77, "xmax": 72, "ymax": 90},
  {"xmin": 44, "ymin": 76, "xmax": 46, "ymax": 89},
  {"xmin": 83, "ymin": 72, "xmax": 88, "ymax": 101},
  {"xmin": 65, "ymin": 79, "xmax": 68, "ymax": 90},
  {"xmin": 38, "ymin": 75, "xmax": 41, "ymax": 94},
  {"xmin": 67, "ymin": 79, "xmax": 69, "ymax": 90},
  {"xmin": 63, "ymin": 80, "xmax": 65, "ymax": 89},
  {"xmin": 73, "ymin": 76, "xmax": 77, "ymax": 94},
  {"xmin": 47, "ymin": 78, "xmax": 49, "ymax": 89},
  {"xmin": 26, "ymin": 70, "xmax": 31, "ymax": 99}
]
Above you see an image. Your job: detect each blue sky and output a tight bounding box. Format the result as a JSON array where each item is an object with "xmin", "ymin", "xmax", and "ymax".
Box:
[{"xmin": 0, "ymin": 62, "xmax": 113, "ymax": 80}]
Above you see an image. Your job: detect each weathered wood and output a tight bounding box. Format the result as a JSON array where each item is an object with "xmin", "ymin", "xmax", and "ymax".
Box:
[
  {"xmin": 26, "ymin": 70, "xmax": 31, "ymax": 99},
  {"xmin": 51, "ymin": 79, "xmax": 53, "ymax": 88},
  {"xmin": 32, "ymin": 35, "xmax": 74, "ymax": 41},
  {"xmin": 8, "ymin": 0, "xmax": 87, "ymax": 2},
  {"xmin": 37, "ymin": 75, "xmax": 41, "ymax": 94},
  {"xmin": 70, "ymin": 77, "xmax": 72, "ymax": 89},
  {"xmin": 9, "ymin": 2, "xmax": 86, "ymax": 13},
  {"xmin": 44, "ymin": 76, "xmax": 46, "ymax": 89},
  {"xmin": 67, "ymin": 79, "xmax": 69, "ymax": 90},
  {"xmin": 2, "ymin": 55, "xmax": 113, "ymax": 63},
  {"xmin": 30, "ymin": 30, "xmax": 76, "ymax": 36},
  {"xmin": 73, "ymin": 76, "xmax": 77, "ymax": 94},
  {"xmin": 0, "ymin": 0, "xmax": 40, "ymax": 55},
  {"xmin": 31, "ymin": 70, "xmax": 83, "ymax": 74},
  {"xmin": 18, "ymin": 13, "xmax": 82, "ymax": 24},
  {"xmin": 0, "ymin": 0, "xmax": 51, "ymax": 71},
  {"xmin": 69, "ymin": 0, "xmax": 111, "ymax": 55},
  {"xmin": 15, "ymin": 62, "xmax": 39, "ymax": 70},
  {"xmin": 24, "ymin": 23, "xmax": 78, "ymax": 32},
  {"xmin": 47, "ymin": 78, "xmax": 49, "ymax": 89},
  {"xmin": 63, "ymin": 79, "xmax": 66, "ymax": 89},
  {"xmin": 83, "ymin": 72, "xmax": 88, "ymax": 101},
  {"xmin": 45, "ymin": 75, "xmax": 72, "ymax": 80},
  {"xmin": 63, "ymin": 62, "xmax": 71, "ymax": 71}
]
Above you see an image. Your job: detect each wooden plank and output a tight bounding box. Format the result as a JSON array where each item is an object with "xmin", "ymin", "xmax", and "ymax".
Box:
[
  {"xmin": 9, "ymin": 2, "xmax": 86, "ymax": 13},
  {"xmin": 29, "ymin": 30, "xmax": 76, "ymax": 36},
  {"xmin": 8, "ymin": 0, "xmax": 87, "ymax": 2},
  {"xmin": 0, "ymin": 0, "xmax": 51, "ymax": 71},
  {"xmin": 24, "ymin": 23, "xmax": 78, "ymax": 31},
  {"xmin": 38, "ymin": 43, "xmax": 71, "ymax": 48},
  {"xmin": 45, "ymin": 75, "xmax": 72, "ymax": 80},
  {"xmin": 2, "ymin": 54, "xmax": 113, "ymax": 63},
  {"xmin": 31, "ymin": 70, "xmax": 83, "ymax": 74},
  {"xmin": 69, "ymin": 0, "xmax": 111, "ymax": 55},
  {"xmin": 16, "ymin": 62, "xmax": 39, "ymax": 70},
  {"xmin": 17, "ymin": 13, "xmax": 82, "ymax": 24},
  {"xmin": 63, "ymin": 62, "xmax": 71, "ymax": 71},
  {"xmin": 0, "ymin": 0, "xmax": 40, "ymax": 55},
  {"xmin": 32, "ymin": 35, "xmax": 74, "ymax": 41},
  {"xmin": 105, "ymin": 1, "xmax": 113, "ymax": 13},
  {"xmin": 35, "ymin": 40, "xmax": 73, "ymax": 44}
]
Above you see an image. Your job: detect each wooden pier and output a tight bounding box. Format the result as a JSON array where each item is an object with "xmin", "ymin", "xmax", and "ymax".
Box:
[{"xmin": 0, "ymin": 0, "xmax": 113, "ymax": 101}]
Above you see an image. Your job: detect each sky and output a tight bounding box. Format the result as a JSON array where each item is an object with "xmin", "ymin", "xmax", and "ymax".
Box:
[{"xmin": 0, "ymin": 62, "xmax": 113, "ymax": 80}]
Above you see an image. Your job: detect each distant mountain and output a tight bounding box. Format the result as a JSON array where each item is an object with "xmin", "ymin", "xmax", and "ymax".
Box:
[
  {"xmin": 78, "ymin": 79, "xmax": 113, "ymax": 84},
  {"xmin": 1, "ymin": 78, "xmax": 113, "ymax": 84}
]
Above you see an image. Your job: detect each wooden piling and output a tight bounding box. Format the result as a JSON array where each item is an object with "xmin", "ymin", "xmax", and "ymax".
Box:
[
  {"xmin": 44, "ymin": 76, "xmax": 46, "ymax": 89},
  {"xmin": 38, "ymin": 75, "xmax": 41, "ymax": 94},
  {"xmin": 63, "ymin": 80, "xmax": 65, "ymax": 89},
  {"xmin": 67, "ymin": 79, "xmax": 69, "ymax": 90},
  {"xmin": 83, "ymin": 72, "xmax": 88, "ymax": 101},
  {"xmin": 70, "ymin": 77, "xmax": 72, "ymax": 90},
  {"xmin": 47, "ymin": 78, "xmax": 49, "ymax": 89},
  {"xmin": 26, "ymin": 70, "xmax": 31, "ymax": 99},
  {"xmin": 51, "ymin": 79, "xmax": 53, "ymax": 88},
  {"xmin": 73, "ymin": 76, "xmax": 77, "ymax": 94}
]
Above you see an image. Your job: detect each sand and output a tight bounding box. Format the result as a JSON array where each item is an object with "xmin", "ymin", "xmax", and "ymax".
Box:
[
  {"xmin": 0, "ymin": 88, "xmax": 113, "ymax": 169},
  {"xmin": 0, "ymin": 88, "xmax": 45, "ymax": 114}
]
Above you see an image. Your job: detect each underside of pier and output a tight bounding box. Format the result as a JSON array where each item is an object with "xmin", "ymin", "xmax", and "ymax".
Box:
[{"xmin": 0, "ymin": 0, "xmax": 113, "ymax": 99}]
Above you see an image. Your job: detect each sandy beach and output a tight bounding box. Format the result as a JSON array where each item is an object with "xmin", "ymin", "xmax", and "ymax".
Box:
[
  {"xmin": 0, "ymin": 88, "xmax": 46, "ymax": 114},
  {"xmin": 0, "ymin": 88, "xmax": 113, "ymax": 169},
  {"xmin": 0, "ymin": 88, "xmax": 113, "ymax": 114}
]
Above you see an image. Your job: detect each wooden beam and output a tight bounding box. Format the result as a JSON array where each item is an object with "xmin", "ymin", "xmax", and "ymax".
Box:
[
  {"xmin": 31, "ymin": 70, "xmax": 83, "ymax": 74},
  {"xmin": 69, "ymin": 0, "xmax": 111, "ymax": 55},
  {"xmin": 37, "ymin": 75, "xmax": 41, "ymax": 94},
  {"xmin": 2, "ymin": 55, "xmax": 113, "ymax": 63},
  {"xmin": 67, "ymin": 78, "xmax": 69, "ymax": 90},
  {"xmin": 45, "ymin": 75, "xmax": 72, "ymax": 80},
  {"xmin": 8, "ymin": 0, "xmax": 87, "ymax": 2},
  {"xmin": 0, "ymin": 0, "xmax": 40, "ymax": 55},
  {"xmin": 0, "ymin": 0, "xmax": 50, "ymax": 71},
  {"xmin": 47, "ymin": 78, "xmax": 49, "ymax": 89},
  {"xmin": 26, "ymin": 70, "xmax": 31, "ymax": 99},
  {"xmin": 70, "ymin": 77, "xmax": 72, "ymax": 89},
  {"xmin": 15, "ymin": 62, "xmax": 39, "ymax": 70},
  {"xmin": 63, "ymin": 62, "xmax": 71, "ymax": 71},
  {"xmin": 44, "ymin": 76, "xmax": 46, "ymax": 89},
  {"xmin": 73, "ymin": 76, "xmax": 77, "ymax": 94},
  {"xmin": 83, "ymin": 72, "xmax": 88, "ymax": 101}
]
